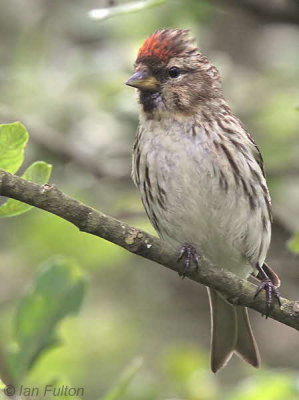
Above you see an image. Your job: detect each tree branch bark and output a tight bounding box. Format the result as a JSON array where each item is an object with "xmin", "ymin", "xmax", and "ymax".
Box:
[{"xmin": 0, "ymin": 169, "xmax": 298, "ymax": 330}]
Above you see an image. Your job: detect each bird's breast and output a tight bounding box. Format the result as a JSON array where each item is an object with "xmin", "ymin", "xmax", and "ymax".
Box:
[{"xmin": 132, "ymin": 118, "xmax": 270, "ymax": 277}]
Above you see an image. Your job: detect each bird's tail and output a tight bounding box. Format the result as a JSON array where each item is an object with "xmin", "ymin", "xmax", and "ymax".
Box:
[{"xmin": 207, "ymin": 288, "xmax": 260, "ymax": 373}]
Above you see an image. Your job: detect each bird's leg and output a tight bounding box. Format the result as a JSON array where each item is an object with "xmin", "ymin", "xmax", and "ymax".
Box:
[
  {"xmin": 254, "ymin": 263, "xmax": 281, "ymax": 317},
  {"xmin": 178, "ymin": 243, "xmax": 200, "ymax": 278}
]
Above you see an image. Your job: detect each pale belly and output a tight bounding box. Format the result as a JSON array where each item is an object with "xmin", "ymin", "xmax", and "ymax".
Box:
[
  {"xmin": 153, "ymin": 160, "xmax": 254, "ymax": 278},
  {"xmin": 135, "ymin": 130, "xmax": 269, "ymax": 279}
]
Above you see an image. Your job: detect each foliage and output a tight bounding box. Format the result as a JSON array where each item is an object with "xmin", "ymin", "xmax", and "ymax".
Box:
[
  {"xmin": 0, "ymin": 122, "xmax": 28, "ymax": 174},
  {"xmin": 0, "ymin": 123, "xmax": 52, "ymax": 217},
  {"xmin": 7, "ymin": 257, "xmax": 87, "ymax": 383}
]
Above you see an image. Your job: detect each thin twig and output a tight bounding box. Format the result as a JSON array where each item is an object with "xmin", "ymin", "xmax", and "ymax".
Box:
[
  {"xmin": 89, "ymin": 0, "xmax": 167, "ymax": 21},
  {"xmin": 0, "ymin": 169, "xmax": 298, "ymax": 330}
]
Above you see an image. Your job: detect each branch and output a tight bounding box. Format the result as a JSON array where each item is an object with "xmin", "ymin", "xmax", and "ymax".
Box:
[
  {"xmin": 88, "ymin": 0, "xmax": 167, "ymax": 21},
  {"xmin": 0, "ymin": 169, "xmax": 299, "ymax": 330}
]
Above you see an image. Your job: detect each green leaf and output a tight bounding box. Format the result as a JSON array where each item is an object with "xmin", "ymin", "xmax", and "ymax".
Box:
[
  {"xmin": 0, "ymin": 161, "xmax": 52, "ymax": 217},
  {"xmin": 100, "ymin": 357, "xmax": 143, "ymax": 400},
  {"xmin": 8, "ymin": 257, "xmax": 87, "ymax": 383},
  {"xmin": 22, "ymin": 161, "xmax": 52, "ymax": 184},
  {"xmin": 288, "ymin": 233, "xmax": 299, "ymax": 254},
  {"xmin": 0, "ymin": 122, "xmax": 29, "ymax": 173}
]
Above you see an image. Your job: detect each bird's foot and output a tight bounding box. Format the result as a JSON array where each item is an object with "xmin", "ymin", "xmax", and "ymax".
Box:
[
  {"xmin": 254, "ymin": 264, "xmax": 281, "ymax": 317},
  {"xmin": 178, "ymin": 243, "xmax": 200, "ymax": 278}
]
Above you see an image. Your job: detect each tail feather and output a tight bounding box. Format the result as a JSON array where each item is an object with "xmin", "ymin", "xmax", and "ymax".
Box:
[
  {"xmin": 208, "ymin": 288, "xmax": 260, "ymax": 372},
  {"xmin": 235, "ymin": 307, "xmax": 260, "ymax": 367},
  {"xmin": 208, "ymin": 288, "xmax": 237, "ymax": 372}
]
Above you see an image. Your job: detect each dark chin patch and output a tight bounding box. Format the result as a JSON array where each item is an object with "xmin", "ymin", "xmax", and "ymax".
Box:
[{"xmin": 139, "ymin": 91, "xmax": 161, "ymax": 114}]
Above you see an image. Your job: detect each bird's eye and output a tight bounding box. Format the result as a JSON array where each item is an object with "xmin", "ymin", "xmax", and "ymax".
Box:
[{"xmin": 168, "ymin": 66, "xmax": 181, "ymax": 78}]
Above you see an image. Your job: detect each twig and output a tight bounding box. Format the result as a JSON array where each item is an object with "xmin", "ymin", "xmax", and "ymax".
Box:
[
  {"xmin": 89, "ymin": 0, "xmax": 167, "ymax": 21},
  {"xmin": 0, "ymin": 169, "xmax": 299, "ymax": 330}
]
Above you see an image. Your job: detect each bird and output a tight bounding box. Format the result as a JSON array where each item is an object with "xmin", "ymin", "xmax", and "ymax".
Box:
[{"xmin": 126, "ymin": 29, "xmax": 280, "ymax": 372}]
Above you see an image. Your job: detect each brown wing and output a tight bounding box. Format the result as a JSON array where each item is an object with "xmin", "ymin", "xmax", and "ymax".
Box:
[
  {"xmin": 244, "ymin": 129, "xmax": 273, "ymax": 224},
  {"xmin": 245, "ymin": 131, "xmax": 266, "ymax": 178}
]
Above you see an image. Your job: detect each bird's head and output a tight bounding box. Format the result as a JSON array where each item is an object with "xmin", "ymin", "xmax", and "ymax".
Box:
[{"xmin": 126, "ymin": 29, "xmax": 223, "ymax": 117}]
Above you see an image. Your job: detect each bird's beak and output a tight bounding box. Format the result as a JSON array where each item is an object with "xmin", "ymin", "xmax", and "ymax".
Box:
[{"xmin": 125, "ymin": 70, "xmax": 159, "ymax": 91}]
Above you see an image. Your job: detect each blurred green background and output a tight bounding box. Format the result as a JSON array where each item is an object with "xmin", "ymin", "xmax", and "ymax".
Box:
[{"xmin": 0, "ymin": 0, "xmax": 299, "ymax": 399}]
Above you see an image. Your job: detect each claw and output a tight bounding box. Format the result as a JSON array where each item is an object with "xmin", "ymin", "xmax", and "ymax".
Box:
[
  {"xmin": 178, "ymin": 244, "xmax": 200, "ymax": 278},
  {"xmin": 254, "ymin": 264, "xmax": 281, "ymax": 317}
]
